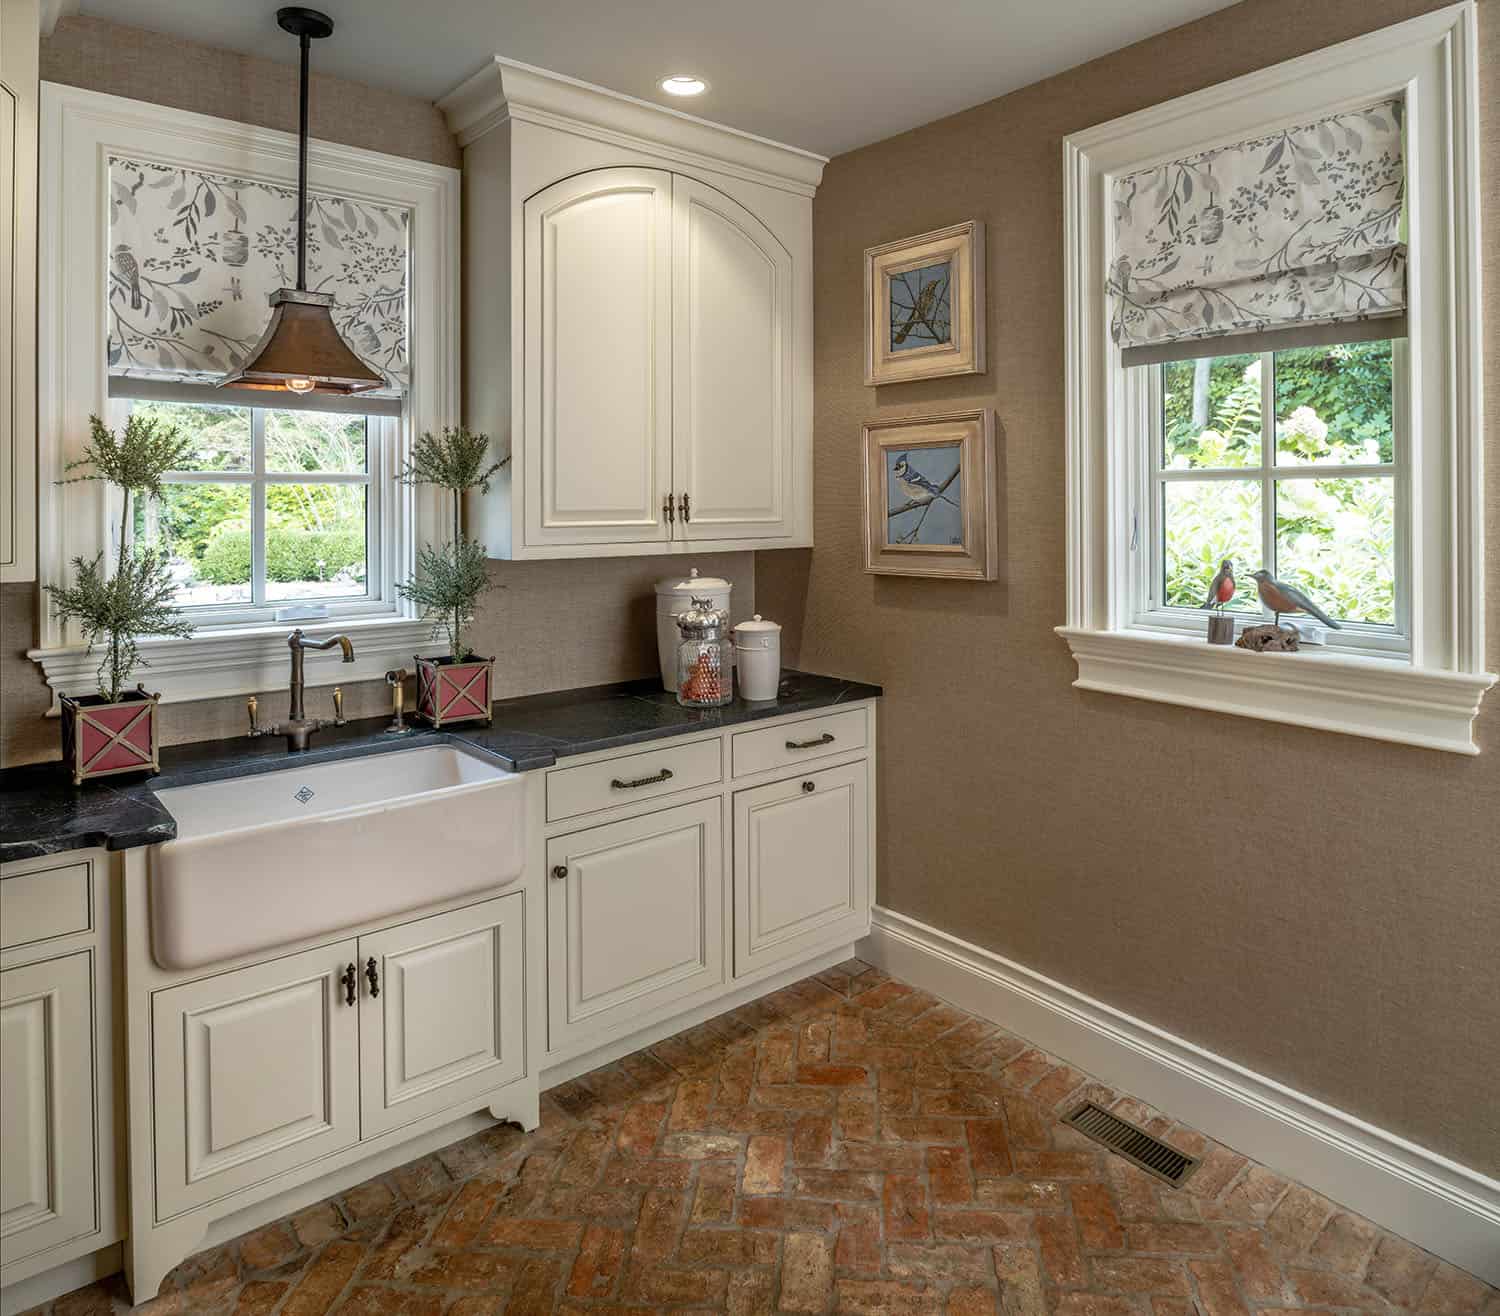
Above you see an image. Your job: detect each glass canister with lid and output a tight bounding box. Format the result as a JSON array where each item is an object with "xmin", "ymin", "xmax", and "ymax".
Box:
[{"xmin": 675, "ymin": 596, "xmax": 733, "ymax": 707}]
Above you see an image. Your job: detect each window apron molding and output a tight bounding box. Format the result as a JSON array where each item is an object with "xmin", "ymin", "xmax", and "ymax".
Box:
[
  {"xmin": 1059, "ymin": 4, "xmax": 1492, "ymax": 754},
  {"xmin": 30, "ymin": 84, "xmax": 460, "ymax": 706}
]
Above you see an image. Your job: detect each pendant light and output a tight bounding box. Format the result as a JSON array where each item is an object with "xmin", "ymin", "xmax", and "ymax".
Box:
[{"xmin": 218, "ymin": 7, "xmax": 385, "ymax": 398}]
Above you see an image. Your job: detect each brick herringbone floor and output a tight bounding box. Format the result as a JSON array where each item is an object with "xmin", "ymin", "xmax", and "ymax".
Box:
[{"xmin": 34, "ymin": 961, "xmax": 1498, "ymax": 1315}]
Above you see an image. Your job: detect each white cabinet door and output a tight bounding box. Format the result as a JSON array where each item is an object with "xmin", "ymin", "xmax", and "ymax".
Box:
[
  {"xmin": 547, "ymin": 799, "xmax": 724, "ymax": 1054},
  {"xmin": 733, "ymin": 762, "xmax": 869, "ymax": 977},
  {"xmin": 359, "ymin": 893, "xmax": 525, "ymax": 1140},
  {"xmin": 671, "ymin": 175, "xmax": 793, "ymax": 540},
  {"xmin": 1, "ymin": 0, "xmax": 39, "ymax": 582},
  {"xmin": 523, "ymin": 167, "xmax": 674, "ymax": 546},
  {"xmin": 152, "ymin": 941, "xmax": 359, "ymax": 1219},
  {"xmin": 0, "ymin": 953, "xmax": 96, "ymax": 1265}
]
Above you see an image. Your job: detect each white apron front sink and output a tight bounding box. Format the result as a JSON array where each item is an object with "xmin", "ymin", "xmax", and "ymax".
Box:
[{"xmin": 150, "ymin": 746, "xmax": 525, "ymax": 970}]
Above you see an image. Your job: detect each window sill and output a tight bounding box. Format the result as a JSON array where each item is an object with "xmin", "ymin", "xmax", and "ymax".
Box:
[
  {"xmin": 28, "ymin": 616, "xmax": 445, "ymax": 712},
  {"xmin": 1055, "ymin": 626, "xmax": 1496, "ymax": 755}
]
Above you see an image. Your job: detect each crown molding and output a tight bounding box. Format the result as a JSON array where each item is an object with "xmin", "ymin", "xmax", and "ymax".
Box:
[{"xmin": 438, "ymin": 57, "xmax": 826, "ymax": 195}]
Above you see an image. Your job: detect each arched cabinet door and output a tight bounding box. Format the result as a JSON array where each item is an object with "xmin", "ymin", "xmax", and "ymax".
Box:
[
  {"xmin": 523, "ymin": 168, "xmax": 674, "ymax": 546},
  {"xmin": 671, "ymin": 176, "xmax": 794, "ymax": 541}
]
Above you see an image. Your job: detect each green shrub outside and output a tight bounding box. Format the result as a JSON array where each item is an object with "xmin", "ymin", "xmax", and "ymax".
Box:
[{"xmin": 200, "ymin": 526, "xmax": 366, "ymax": 585}]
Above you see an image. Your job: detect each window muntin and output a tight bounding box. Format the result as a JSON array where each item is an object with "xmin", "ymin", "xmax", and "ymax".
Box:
[
  {"xmin": 127, "ymin": 399, "xmax": 383, "ymax": 624},
  {"xmin": 1146, "ymin": 340, "xmax": 1405, "ymax": 646}
]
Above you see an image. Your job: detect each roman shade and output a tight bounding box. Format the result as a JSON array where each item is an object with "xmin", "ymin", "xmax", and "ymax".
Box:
[
  {"xmin": 1109, "ymin": 99, "xmax": 1407, "ymax": 366},
  {"xmin": 106, "ymin": 155, "xmax": 409, "ymax": 414}
]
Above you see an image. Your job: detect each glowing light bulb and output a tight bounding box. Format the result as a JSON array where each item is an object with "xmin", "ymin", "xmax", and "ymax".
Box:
[
  {"xmin": 286, "ymin": 377, "xmax": 316, "ymax": 394},
  {"xmin": 659, "ymin": 74, "xmax": 708, "ymax": 97}
]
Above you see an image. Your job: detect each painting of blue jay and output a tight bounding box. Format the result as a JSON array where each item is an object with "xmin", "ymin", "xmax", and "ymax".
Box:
[{"xmin": 886, "ymin": 445, "xmax": 962, "ymax": 546}]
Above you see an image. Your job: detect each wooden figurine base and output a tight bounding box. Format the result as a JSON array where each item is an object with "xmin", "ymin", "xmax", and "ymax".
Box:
[
  {"xmin": 1206, "ymin": 614, "xmax": 1236, "ymax": 645},
  {"xmin": 1236, "ymin": 623, "xmax": 1300, "ymax": 652}
]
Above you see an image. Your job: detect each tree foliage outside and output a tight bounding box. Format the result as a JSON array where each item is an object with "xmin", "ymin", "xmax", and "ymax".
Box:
[
  {"xmin": 1161, "ymin": 341, "xmax": 1396, "ymax": 626},
  {"xmin": 45, "ymin": 414, "xmax": 194, "ymax": 700},
  {"xmin": 396, "ymin": 426, "xmax": 506, "ymax": 659},
  {"xmin": 128, "ymin": 401, "xmax": 369, "ymax": 604}
]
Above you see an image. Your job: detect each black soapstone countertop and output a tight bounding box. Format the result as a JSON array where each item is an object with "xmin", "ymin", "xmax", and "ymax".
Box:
[{"xmin": 0, "ymin": 670, "xmax": 881, "ymax": 863}]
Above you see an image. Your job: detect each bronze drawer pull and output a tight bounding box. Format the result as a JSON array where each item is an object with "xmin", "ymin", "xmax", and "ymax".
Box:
[
  {"xmin": 786, "ymin": 732, "xmax": 835, "ymax": 751},
  {"xmin": 611, "ymin": 767, "xmax": 674, "ymax": 790},
  {"xmin": 341, "ymin": 962, "xmax": 357, "ymax": 1007},
  {"xmin": 365, "ymin": 957, "xmax": 380, "ymax": 998}
]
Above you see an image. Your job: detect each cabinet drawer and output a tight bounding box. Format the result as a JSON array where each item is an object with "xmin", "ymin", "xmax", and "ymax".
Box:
[
  {"xmin": 1, "ymin": 861, "xmax": 92, "ymax": 950},
  {"xmin": 547, "ymin": 737, "xmax": 721, "ymax": 822},
  {"xmin": 732, "ymin": 707, "xmax": 867, "ymax": 779}
]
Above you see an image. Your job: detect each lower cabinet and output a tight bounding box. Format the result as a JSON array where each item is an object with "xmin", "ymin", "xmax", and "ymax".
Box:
[
  {"xmin": 733, "ymin": 761, "xmax": 869, "ymax": 977},
  {"xmin": 0, "ymin": 953, "xmax": 99, "ymax": 1265},
  {"xmin": 360, "ymin": 898, "xmax": 524, "ymax": 1139},
  {"xmin": 151, "ymin": 892, "xmax": 524, "ymax": 1219},
  {"xmin": 547, "ymin": 799, "xmax": 724, "ymax": 1053},
  {"xmin": 151, "ymin": 941, "xmax": 361, "ymax": 1219}
]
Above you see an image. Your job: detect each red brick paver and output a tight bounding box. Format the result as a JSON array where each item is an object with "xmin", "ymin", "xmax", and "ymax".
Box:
[{"xmin": 27, "ymin": 961, "xmax": 1498, "ymax": 1314}]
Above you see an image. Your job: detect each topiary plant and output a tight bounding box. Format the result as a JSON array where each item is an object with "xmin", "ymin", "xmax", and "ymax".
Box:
[
  {"xmin": 44, "ymin": 415, "xmax": 195, "ymax": 701},
  {"xmin": 395, "ymin": 426, "xmax": 506, "ymax": 660}
]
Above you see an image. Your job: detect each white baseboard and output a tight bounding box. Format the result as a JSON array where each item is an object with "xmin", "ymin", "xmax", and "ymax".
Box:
[{"xmin": 859, "ymin": 907, "xmax": 1500, "ymax": 1286}]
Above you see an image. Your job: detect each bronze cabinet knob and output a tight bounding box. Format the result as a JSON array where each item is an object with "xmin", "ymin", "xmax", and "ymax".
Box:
[
  {"xmin": 802, "ymin": 780, "xmax": 815, "ymax": 793},
  {"xmin": 551, "ymin": 865, "xmax": 568, "ymax": 880}
]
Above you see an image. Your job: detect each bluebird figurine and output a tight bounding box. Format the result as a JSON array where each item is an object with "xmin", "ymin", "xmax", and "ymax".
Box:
[
  {"xmin": 1249, "ymin": 569, "xmax": 1342, "ymax": 630},
  {"xmin": 891, "ymin": 453, "xmax": 954, "ymax": 505}
]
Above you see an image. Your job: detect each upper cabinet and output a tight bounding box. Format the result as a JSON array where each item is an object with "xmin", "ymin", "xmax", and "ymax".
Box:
[
  {"xmin": 1, "ymin": 0, "xmax": 39, "ymax": 582},
  {"xmin": 441, "ymin": 58, "xmax": 823, "ymax": 560}
]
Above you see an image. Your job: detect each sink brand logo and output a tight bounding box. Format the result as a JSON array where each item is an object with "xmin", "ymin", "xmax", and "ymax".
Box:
[{"xmin": 294, "ymin": 786, "xmax": 316, "ymax": 804}]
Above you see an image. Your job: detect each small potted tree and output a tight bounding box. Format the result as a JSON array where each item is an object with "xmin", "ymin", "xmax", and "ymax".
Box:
[
  {"xmin": 45, "ymin": 415, "xmax": 194, "ymax": 785},
  {"xmin": 397, "ymin": 426, "xmax": 505, "ymax": 727}
]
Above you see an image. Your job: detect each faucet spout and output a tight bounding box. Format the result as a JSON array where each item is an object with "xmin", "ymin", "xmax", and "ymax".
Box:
[{"xmin": 276, "ymin": 629, "xmax": 357, "ymax": 749}]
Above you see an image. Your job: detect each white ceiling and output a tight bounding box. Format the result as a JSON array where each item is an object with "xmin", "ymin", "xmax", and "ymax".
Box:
[{"xmin": 79, "ymin": 0, "xmax": 1240, "ymax": 157}]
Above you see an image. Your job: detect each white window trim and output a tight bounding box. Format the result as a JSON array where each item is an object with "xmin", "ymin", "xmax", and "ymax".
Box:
[
  {"xmin": 1133, "ymin": 346, "xmax": 1411, "ymax": 660},
  {"xmin": 1059, "ymin": 3, "xmax": 1493, "ymax": 755},
  {"xmin": 29, "ymin": 83, "xmax": 461, "ymax": 708}
]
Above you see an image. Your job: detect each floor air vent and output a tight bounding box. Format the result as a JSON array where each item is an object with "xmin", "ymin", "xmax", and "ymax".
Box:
[{"xmin": 1063, "ymin": 1102, "xmax": 1199, "ymax": 1187}]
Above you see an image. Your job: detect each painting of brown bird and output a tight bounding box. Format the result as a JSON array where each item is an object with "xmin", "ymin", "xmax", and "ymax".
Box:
[
  {"xmin": 893, "ymin": 279, "xmax": 942, "ymax": 345},
  {"xmin": 1249, "ymin": 569, "xmax": 1341, "ymax": 629}
]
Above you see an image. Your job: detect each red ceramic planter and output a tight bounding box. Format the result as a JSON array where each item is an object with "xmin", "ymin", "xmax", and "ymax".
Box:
[
  {"xmin": 414, "ymin": 655, "xmax": 494, "ymax": 727},
  {"xmin": 60, "ymin": 686, "xmax": 161, "ymax": 786}
]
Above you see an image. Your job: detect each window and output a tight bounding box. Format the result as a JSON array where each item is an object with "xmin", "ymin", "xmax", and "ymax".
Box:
[
  {"xmin": 123, "ymin": 399, "xmax": 387, "ymax": 625},
  {"xmin": 1059, "ymin": 7, "xmax": 1491, "ymax": 754},
  {"xmin": 1144, "ymin": 340, "xmax": 1406, "ymax": 654}
]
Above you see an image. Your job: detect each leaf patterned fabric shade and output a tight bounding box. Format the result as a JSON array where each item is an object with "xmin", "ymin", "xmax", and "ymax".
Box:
[
  {"xmin": 107, "ymin": 156, "xmax": 409, "ymax": 397},
  {"xmin": 1109, "ymin": 100, "xmax": 1406, "ymax": 365}
]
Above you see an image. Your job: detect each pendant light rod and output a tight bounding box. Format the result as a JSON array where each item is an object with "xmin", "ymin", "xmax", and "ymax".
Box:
[
  {"xmin": 276, "ymin": 7, "xmax": 334, "ymax": 292},
  {"xmin": 295, "ymin": 24, "xmax": 309, "ymax": 289}
]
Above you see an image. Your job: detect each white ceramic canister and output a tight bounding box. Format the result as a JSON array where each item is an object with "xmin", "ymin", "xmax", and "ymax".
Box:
[
  {"xmin": 733, "ymin": 614, "xmax": 782, "ymax": 702},
  {"xmin": 654, "ymin": 568, "xmax": 732, "ymax": 691}
]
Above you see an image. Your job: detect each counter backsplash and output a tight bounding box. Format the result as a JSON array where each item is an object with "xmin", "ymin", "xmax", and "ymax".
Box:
[{"xmin": 0, "ymin": 553, "xmax": 755, "ymax": 768}]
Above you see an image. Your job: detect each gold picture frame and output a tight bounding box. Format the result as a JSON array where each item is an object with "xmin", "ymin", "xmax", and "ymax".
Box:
[
  {"xmin": 864, "ymin": 221, "xmax": 985, "ymax": 386},
  {"xmin": 862, "ymin": 409, "xmax": 996, "ymax": 580}
]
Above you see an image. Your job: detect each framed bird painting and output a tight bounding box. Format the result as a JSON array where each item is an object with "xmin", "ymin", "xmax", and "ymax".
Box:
[
  {"xmin": 862, "ymin": 409, "xmax": 996, "ymax": 579},
  {"xmin": 864, "ymin": 221, "xmax": 985, "ymax": 385}
]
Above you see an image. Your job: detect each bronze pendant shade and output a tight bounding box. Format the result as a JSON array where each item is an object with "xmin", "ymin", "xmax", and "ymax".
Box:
[{"xmin": 218, "ymin": 8, "xmax": 386, "ymax": 399}]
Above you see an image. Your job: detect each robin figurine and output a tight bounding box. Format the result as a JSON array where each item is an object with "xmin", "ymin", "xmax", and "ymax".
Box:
[
  {"xmin": 1203, "ymin": 559, "xmax": 1236, "ymax": 612},
  {"xmin": 1249, "ymin": 569, "xmax": 1342, "ymax": 630}
]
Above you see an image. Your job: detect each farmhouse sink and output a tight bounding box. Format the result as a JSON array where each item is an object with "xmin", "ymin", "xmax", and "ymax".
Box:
[{"xmin": 149, "ymin": 746, "xmax": 525, "ymax": 970}]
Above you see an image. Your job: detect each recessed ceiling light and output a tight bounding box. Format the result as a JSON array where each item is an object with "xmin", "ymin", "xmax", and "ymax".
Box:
[{"xmin": 659, "ymin": 74, "xmax": 708, "ymax": 97}]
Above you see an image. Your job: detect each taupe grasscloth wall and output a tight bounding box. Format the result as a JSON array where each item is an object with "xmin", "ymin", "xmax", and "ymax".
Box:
[
  {"xmin": 758, "ymin": 0, "xmax": 1500, "ymax": 1178},
  {"xmin": 0, "ymin": 18, "xmax": 753, "ymax": 766}
]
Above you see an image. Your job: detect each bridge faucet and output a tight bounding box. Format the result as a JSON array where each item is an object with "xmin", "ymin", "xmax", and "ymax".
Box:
[{"xmin": 247, "ymin": 628, "xmax": 355, "ymax": 751}]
